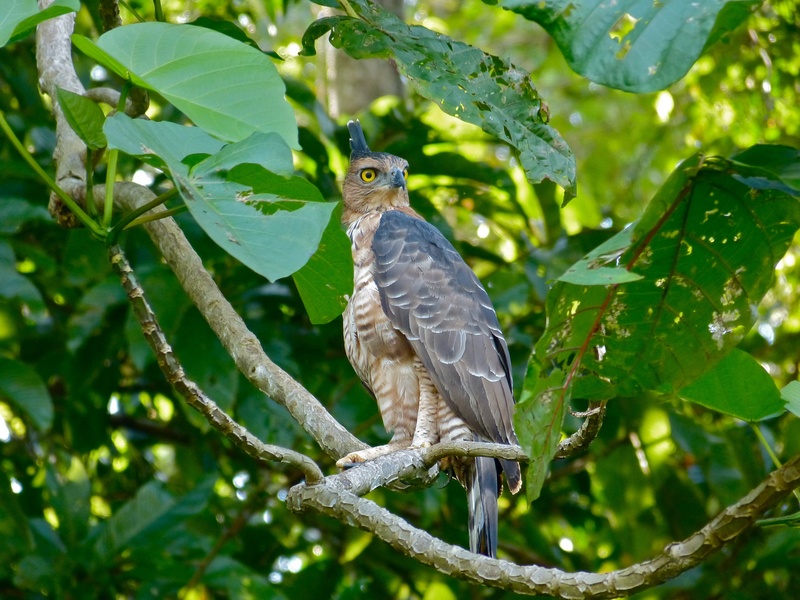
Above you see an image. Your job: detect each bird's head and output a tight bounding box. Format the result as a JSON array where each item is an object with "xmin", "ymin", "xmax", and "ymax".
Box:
[{"xmin": 342, "ymin": 120, "xmax": 410, "ymax": 225}]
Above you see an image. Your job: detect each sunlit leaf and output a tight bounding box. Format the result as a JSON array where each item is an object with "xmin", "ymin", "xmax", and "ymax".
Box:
[
  {"xmin": 518, "ymin": 149, "xmax": 800, "ymax": 494},
  {"xmin": 72, "ymin": 22, "xmax": 298, "ymax": 147},
  {"xmin": 494, "ymin": 0, "xmax": 760, "ymax": 92},
  {"xmin": 292, "ymin": 204, "xmax": 352, "ymax": 324},
  {"xmin": 515, "ymin": 362, "xmax": 570, "ymax": 502},
  {"xmin": 679, "ymin": 349, "xmax": 785, "ymax": 421},
  {"xmin": 301, "ymin": 0, "xmax": 576, "ymax": 198},
  {"xmin": 781, "ymin": 381, "xmax": 800, "ymax": 419},
  {"xmin": 0, "ymin": 0, "xmax": 79, "ymax": 48}
]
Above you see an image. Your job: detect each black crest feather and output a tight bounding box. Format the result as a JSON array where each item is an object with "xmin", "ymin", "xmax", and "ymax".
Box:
[{"xmin": 348, "ymin": 120, "xmax": 371, "ymax": 158}]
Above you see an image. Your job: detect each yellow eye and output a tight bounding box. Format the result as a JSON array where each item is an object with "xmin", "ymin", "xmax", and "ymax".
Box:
[
  {"xmin": 402, "ymin": 168, "xmax": 408, "ymax": 179},
  {"xmin": 360, "ymin": 168, "xmax": 377, "ymax": 182}
]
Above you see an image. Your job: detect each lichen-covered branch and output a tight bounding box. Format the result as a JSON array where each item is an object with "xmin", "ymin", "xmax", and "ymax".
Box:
[
  {"xmin": 555, "ymin": 401, "xmax": 607, "ymax": 459},
  {"xmin": 421, "ymin": 441, "xmax": 527, "ymax": 467},
  {"xmin": 288, "ymin": 453, "xmax": 800, "ymax": 598}
]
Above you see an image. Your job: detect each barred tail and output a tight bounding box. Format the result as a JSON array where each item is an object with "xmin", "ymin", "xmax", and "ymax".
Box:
[{"xmin": 467, "ymin": 455, "xmax": 500, "ymax": 558}]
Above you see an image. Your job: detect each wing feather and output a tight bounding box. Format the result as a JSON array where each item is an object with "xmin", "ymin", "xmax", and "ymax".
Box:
[{"xmin": 372, "ymin": 210, "xmax": 518, "ymax": 446}]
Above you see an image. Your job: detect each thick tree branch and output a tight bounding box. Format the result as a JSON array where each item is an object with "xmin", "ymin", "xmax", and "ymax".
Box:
[
  {"xmin": 36, "ymin": 3, "xmax": 86, "ymax": 228},
  {"xmin": 421, "ymin": 441, "xmax": 527, "ymax": 467},
  {"xmin": 288, "ymin": 452, "xmax": 800, "ymax": 598}
]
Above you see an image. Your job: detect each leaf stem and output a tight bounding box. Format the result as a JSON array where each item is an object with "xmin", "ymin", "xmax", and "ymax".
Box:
[
  {"xmin": 751, "ymin": 422, "xmax": 800, "ymax": 504},
  {"xmin": 103, "ymin": 82, "xmax": 132, "ymax": 229},
  {"xmin": 107, "ymin": 187, "xmax": 179, "ymax": 245},
  {"xmin": 751, "ymin": 422, "xmax": 782, "ymax": 469},
  {"xmin": 124, "ymin": 205, "xmax": 187, "ymax": 229},
  {"xmin": 153, "ymin": 0, "xmax": 165, "ymax": 22},
  {"xmin": 86, "ymin": 147, "xmax": 97, "ymax": 218},
  {"xmin": 0, "ymin": 110, "xmax": 105, "ymax": 239},
  {"xmin": 338, "ymin": 0, "xmax": 359, "ymax": 19},
  {"xmin": 118, "ymin": 0, "xmax": 146, "ymax": 22},
  {"xmin": 103, "ymin": 149, "xmax": 118, "ymax": 228}
]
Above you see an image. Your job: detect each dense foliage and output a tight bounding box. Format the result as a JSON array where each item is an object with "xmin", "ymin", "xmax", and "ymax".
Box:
[{"xmin": 1, "ymin": 0, "xmax": 799, "ymax": 598}]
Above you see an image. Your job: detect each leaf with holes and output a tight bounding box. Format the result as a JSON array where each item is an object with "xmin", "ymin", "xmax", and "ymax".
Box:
[
  {"xmin": 493, "ymin": 0, "xmax": 760, "ymax": 92},
  {"xmin": 301, "ymin": 0, "xmax": 576, "ymax": 199},
  {"xmin": 104, "ymin": 114, "xmax": 349, "ymax": 322},
  {"xmin": 517, "ymin": 147, "xmax": 800, "ymax": 495}
]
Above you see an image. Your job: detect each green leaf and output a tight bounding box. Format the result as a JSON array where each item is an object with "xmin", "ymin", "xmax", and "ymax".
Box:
[
  {"xmin": 558, "ymin": 226, "xmax": 644, "ymax": 285},
  {"xmin": 292, "ymin": 203, "xmax": 352, "ymax": 324},
  {"xmin": 45, "ymin": 458, "xmax": 91, "ymax": 547},
  {"xmin": 526, "ymin": 150, "xmax": 800, "ymax": 422},
  {"xmin": 92, "ymin": 478, "xmax": 214, "ymax": 563},
  {"xmin": 66, "ymin": 277, "xmax": 127, "ymax": 352},
  {"xmin": 515, "ymin": 149, "xmax": 800, "ymax": 493},
  {"xmin": 104, "ymin": 114, "xmax": 350, "ymax": 317},
  {"xmin": 55, "ymin": 87, "xmax": 107, "ymax": 150},
  {"xmin": 495, "ymin": 0, "xmax": 760, "ymax": 92},
  {"xmin": 302, "ymin": 2, "xmax": 576, "ymax": 199},
  {"xmin": 679, "ymin": 349, "xmax": 785, "ymax": 421},
  {"xmin": 515, "ymin": 362, "xmax": 570, "ymax": 503},
  {"xmin": 104, "ymin": 112, "xmax": 225, "ymax": 169},
  {"xmin": 0, "ymin": 357, "xmax": 53, "ymax": 431},
  {"xmin": 189, "ymin": 138, "xmax": 336, "ymax": 282},
  {"xmin": 731, "ymin": 145, "xmax": 800, "ymax": 195},
  {"xmin": 0, "ymin": 241, "xmax": 45, "ymax": 311},
  {"xmin": 0, "ymin": 0, "xmax": 79, "ymax": 48},
  {"xmin": 781, "ymin": 381, "xmax": 800, "ymax": 419},
  {"xmin": 72, "ymin": 22, "xmax": 298, "ymax": 147},
  {"xmin": 0, "ymin": 197, "xmax": 51, "ymax": 234}
]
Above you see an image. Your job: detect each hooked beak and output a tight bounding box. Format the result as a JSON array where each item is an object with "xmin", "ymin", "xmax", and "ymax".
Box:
[{"xmin": 389, "ymin": 167, "xmax": 406, "ymax": 189}]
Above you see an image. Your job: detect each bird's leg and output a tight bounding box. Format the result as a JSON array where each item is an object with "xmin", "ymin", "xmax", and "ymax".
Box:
[
  {"xmin": 410, "ymin": 358, "xmax": 438, "ymax": 448},
  {"xmin": 336, "ymin": 358, "xmax": 439, "ymax": 469}
]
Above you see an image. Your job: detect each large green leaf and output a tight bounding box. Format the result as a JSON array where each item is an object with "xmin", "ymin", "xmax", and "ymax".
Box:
[
  {"xmin": 292, "ymin": 203, "xmax": 352, "ymax": 324},
  {"xmin": 104, "ymin": 114, "xmax": 350, "ymax": 321},
  {"xmin": 495, "ymin": 0, "xmax": 760, "ymax": 92},
  {"xmin": 679, "ymin": 349, "xmax": 784, "ymax": 421},
  {"xmin": 302, "ymin": 0, "xmax": 576, "ymax": 199},
  {"xmin": 518, "ymin": 147, "xmax": 800, "ymax": 498},
  {"xmin": 0, "ymin": 0, "xmax": 79, "ymax": 48},
  {"xmin": 72, "ymin": 22, "xmax": 298, "ymax": 147},
  {"xmin": 0, "ymin": 357, "xmax": 53, "ymax": 431}
]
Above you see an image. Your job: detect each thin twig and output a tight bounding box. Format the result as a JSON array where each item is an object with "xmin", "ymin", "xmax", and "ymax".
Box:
[
  {"xmin": 555, "ymin": 401, "xmax": 607, "ymax": 459},
  {"xmin": 109, "ymin": 244, "xmax": 324, "ymax": 484}
]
